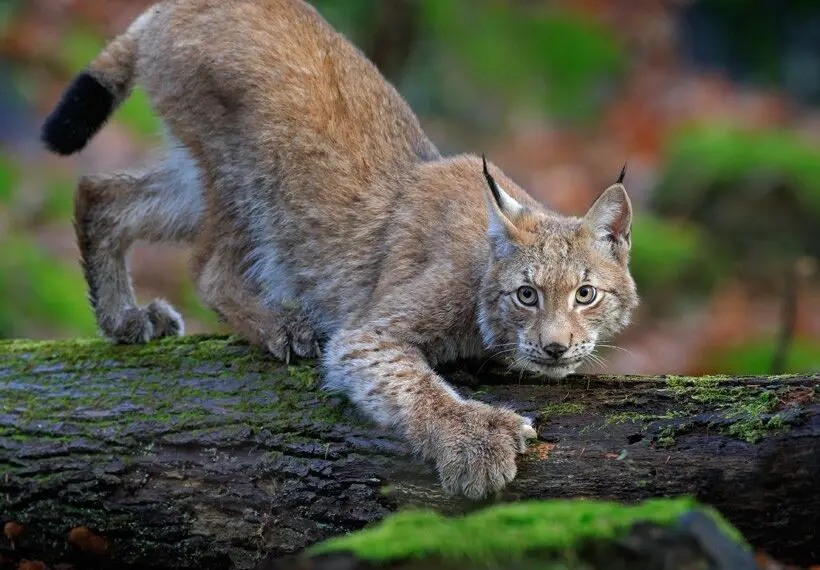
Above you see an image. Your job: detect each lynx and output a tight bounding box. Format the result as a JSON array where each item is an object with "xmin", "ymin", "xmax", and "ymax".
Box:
[{"xmin": 41, "ymin": 0, "xmax": 638, "ymax": 498}]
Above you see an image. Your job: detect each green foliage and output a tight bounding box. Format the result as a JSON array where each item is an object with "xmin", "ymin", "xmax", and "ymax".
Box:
[
  {"xmin": 314, "ymin": 2, "xmax": 624, "ymax": 122},
  {"xmin": 657, "ymin": 126, "xmax": 820, "ymax": 216},
  {"xmin": 0, "ymin": 153, "xmax": 21, "ymax": 205},
  {"xmin": 38, "ymin": 177, "xmax": 75, "ymax": 222},
  {"xmin": 629, "ymin": 214, "xmax": 711, "ymax": 293},
  {"xmin": 0, "ymin": 162, "xmax": 77, "ymax": 223},
  {"xmin": 421, "ymin": 2, "xmax": 624, "ymax": 121},
  {"xmin": 178, "ymin": 280, "xmax": 220, "ymax": 328},
  {"xmin": 687, "ymin": 0, "xmax": 820, "ymax": 89},
  {"xmin": 0, "ymin": 237, "xmax": 96, "ymax": 338},
  {"xmin": 310, "ymin": 0, "xmax": 378, "ymax": 44},
  {"xmin": 116, "ymin": 88, "xmax": 162, "ymax": 138},
  {"xmin": 653, "ymin": 126, "xmax": 820, "ymax": 261},
  {"xmin": 58, "ymin": 24, "xmax": 161, "ymax": 138},
  {"xmin": 59, "ymin": 25, "xmax": 105, "ymax": 75},
  {"xmin": 0, "ymin": 0, "xmax": 21, "ymax": 37},
  {"xmin": 310, "ymin": 497, "xmax": 745, "ymax": 562},
  {"xmin": 708, "ymin": 338, "xmax": 820, "ymax": 375}
]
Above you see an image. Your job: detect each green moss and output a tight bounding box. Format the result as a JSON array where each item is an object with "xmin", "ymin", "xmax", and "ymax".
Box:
[
  {"xmin": 663, "ymin": 377, "xmax": 787, "ymax": 442},
  {"xmin": 540, "ymin": 402, "xmax": 586, "ymax": 417},
  {"xmin": 1, "ymin": 334, "xmax": 235, "ymax": 368},
  {"xmin": 605, "ymin": 410, "xmax": 682, "ymax": 425},
  {"xmin": 601, "ymin": 375, "xmax": 809, "ymax": 444},
  {"xmin": 310, "ymin": 497, "xmax": 744, "ymax": 562},
  {"xmin": 0, "ymin": 335, "xmax": 353, "ymax": 447},
  {"xmin": 655, "ymin": 426, "xmax": 677, "ymax": 448},
  {"xmin": 727, "ymin": 413, "xmax": 788, "ymax": 444},
  {"xmin": 287, "ymin": 363, "xmax": 319, "ymax": 389},
  {"xmin": 721, "ymin": 390, "xmax": 786, "ymax": 443},
  {"xmin": 664, "ymin": 375, "xmax": 736, "ymax": 404}
]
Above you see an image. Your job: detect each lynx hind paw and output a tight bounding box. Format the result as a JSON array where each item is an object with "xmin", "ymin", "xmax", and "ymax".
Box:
[
  {"xmin": 265, "ymin": 312, "xmax": 321, "ymax": 363},
  {"xmin": 288, "ymin": 316, "xmax": 321, "ymax": 358},
  {"xmin": 146, "ymin": 299, "xmax": 185, "ymax": 338},
  {"xmin": 105, "ymin": 299, "xmax": 184, "ymax": 344},
  {"xmin": 436, "ymin": 403, "xmax": 537, "ymax": 500}
]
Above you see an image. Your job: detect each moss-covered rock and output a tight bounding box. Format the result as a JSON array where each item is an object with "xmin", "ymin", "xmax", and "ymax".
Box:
[
  {"xmin": 248, "ymin": 498, "xmax": 758, "ymax": 569},
  {"xmin": 309, "ymin": 497, "xmax": 746, "ymax": 562}
]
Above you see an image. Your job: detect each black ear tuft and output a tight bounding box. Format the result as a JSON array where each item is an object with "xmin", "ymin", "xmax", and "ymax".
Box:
[
  {"xmin": 482, "ymin": 153, "xmax": 502, "ymax": 206},
  {"xmin": 41, "ymin": 71, "xmax": 116, "ymax": 156},
  {"xmin": 616, "ymin": 161, "xmax": 627, "ymax": 184}
]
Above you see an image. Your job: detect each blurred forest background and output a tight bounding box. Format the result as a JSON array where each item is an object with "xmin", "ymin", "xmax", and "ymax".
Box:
[{"xmin": 1, "ymin": 0, "xmax": 819, "ymax": 376}]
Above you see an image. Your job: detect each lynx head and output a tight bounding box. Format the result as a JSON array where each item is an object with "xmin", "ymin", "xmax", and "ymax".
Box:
[{"xmin": 478, "ymin": 157, "xmax": 638, "ymax": 378}]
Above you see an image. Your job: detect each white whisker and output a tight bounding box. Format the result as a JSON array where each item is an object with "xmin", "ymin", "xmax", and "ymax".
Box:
[
  {"xmin": 585, "ymin": 352, "xmax": 608, "ymax": 370},
  {"xmin": 505, "ymin": 355, "xmax": 528, "ymax": 375},
  {"xmin": 476, "ymin": 347, "xmax": 520, "ymax": 375},
  {"xmin": 596, "ymin": 344, "xmax": 636, "ymax": 357}
]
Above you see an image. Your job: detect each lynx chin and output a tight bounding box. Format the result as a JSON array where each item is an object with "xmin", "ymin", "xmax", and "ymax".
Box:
[{"xmin": 41, "ymin": 0, "xmax": 638, "ymax": 499}]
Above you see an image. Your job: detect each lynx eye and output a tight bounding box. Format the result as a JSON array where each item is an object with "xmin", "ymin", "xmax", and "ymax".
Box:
[
  {"xmin": 516, "ymin": 286, "xmax": 538, "ymax": 306},
  {"xmin": 575, "ymin": 285, "xmax": 597, "ymax": 305}
]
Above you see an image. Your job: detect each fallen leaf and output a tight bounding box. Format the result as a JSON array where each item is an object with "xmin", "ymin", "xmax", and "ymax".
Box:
[
  {"xmin": 67, "ymin": 526, "xmax": 90, "ymax": 545},
  {"xmin": 17, "ymin": 561, "xmax": 47, "ymax": 570},
  {"xmin": 528, "ymin": 442, "xmax": 556, "ymax": 460},
  {"xmin": 4, "ymin": 521, "xmax": 23, "ymax": 540}
]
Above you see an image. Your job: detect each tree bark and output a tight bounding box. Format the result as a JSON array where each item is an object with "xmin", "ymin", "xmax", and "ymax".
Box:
[{"xmin": 0, "ymin": 336, "xmax": 817, "ymax": 569}]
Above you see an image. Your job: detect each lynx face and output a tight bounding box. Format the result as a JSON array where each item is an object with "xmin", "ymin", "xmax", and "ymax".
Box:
[{"xmin": 479, "ymin": 159, "xmax": 638, "ymax": 378}]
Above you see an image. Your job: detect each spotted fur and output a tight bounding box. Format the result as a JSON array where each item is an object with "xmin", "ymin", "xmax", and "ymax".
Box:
[{"xmin": 42, "ymin": 0, "xmax": 638, "ymax": 498}]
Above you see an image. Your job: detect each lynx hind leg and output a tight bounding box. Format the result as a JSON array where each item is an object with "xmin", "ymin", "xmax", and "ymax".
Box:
[
  {"xmin": 75, "ymin": 152, "xmax": 202, "ymax": 343},
  {"xmin": 195, "ymin": 255, "xmax": 321, "ymax": 362}
]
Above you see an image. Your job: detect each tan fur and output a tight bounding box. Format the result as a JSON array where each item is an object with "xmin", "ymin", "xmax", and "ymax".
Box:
[{"xmin": 56, "ymin": 0, "xmax": 638, "ymax": 498}]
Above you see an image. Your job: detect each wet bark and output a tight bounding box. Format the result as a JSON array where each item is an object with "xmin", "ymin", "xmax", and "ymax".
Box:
[{"xmin": 0, "ymin": 336, "xmax": 817, "ymax": 569}]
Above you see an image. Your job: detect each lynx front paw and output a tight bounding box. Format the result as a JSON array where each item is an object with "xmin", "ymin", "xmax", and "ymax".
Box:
[
  {"xmin": 104, "ymin": 299, "xmax": 184, "ymax": 344},
  {"xmin": 433, "ymin": 401, "xmax": 537, "ymax": 499}
]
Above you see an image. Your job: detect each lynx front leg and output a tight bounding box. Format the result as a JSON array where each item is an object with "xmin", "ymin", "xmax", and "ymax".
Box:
[{"xmin": 324, "ymin": 328, "xmax": 537, "ymax": 499}]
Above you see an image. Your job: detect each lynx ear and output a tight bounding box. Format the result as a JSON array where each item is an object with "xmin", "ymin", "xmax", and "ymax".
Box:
[
  {"xmin": 482, "ymin": 155, "xmax": 524, "ymax": 258},
  {"xmin": 584, "ymin": 181, "xmax": 632, "ymax": 257}
]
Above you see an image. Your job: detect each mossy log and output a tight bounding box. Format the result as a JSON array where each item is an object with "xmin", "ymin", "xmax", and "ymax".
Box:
[{"xmin": 0, "ymin": 336, "xmax": 818, "ymax": 570}]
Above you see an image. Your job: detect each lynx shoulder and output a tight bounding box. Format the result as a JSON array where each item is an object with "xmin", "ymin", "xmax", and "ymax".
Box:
[{"xmin": 41, "ymin": 0, "xmax": 638, "ymax": 498}]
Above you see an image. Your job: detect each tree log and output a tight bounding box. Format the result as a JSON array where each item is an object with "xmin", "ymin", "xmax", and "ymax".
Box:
[{"xmin": 0, "ymin": 336, "xmax": 817, "ymax": 569}]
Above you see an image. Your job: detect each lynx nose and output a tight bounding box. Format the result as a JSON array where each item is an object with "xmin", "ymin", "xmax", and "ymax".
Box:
[{"xmin": 543, "ymin": 342, "xmax": 568, "ymax": 359}]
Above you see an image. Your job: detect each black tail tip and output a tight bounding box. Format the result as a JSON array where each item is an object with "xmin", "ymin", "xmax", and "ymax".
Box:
[{"xmin": 41, "ymin": 71, "xmax": 116, "ymax": 156}]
